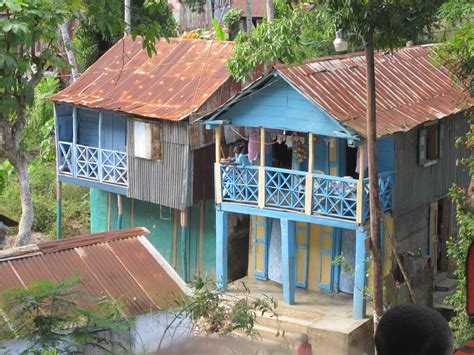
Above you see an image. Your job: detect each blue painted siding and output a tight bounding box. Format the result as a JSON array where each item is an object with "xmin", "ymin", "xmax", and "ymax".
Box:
[
  {"xmin": 102, "ymin": 112, "xmax": 127, "ymax": 151},
  {"xmin": 220, "ymin": 78, "xmax": 349, "ymax": 136},
  {"xmin": 78, "ymin": 109, "xmax": 99, "ymax": 147},
  {"xmin": 314, "ymin": 137, "xmax": 328, "ymax": 173}
]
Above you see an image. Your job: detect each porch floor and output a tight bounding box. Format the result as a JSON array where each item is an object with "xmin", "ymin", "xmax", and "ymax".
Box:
[{"xmin": 228, "ymin": 276, "xmax": 371, "ymax": 333}]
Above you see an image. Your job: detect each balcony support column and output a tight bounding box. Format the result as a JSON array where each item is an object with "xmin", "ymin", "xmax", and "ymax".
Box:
[
  {"xmin": 258, "ymin": 127, "xmax": 266, "ymax": 208},
  {"xmin": 281, "ymin": 218, "xmax": 296, "ymax": 304},
  {"xmin": 56, "ymin": 181, "xmax": 62, "ymax": 240},
  {"xmin": 215, "ymin": 126, "xmax": 222, "ymax": 204},
  {"xmin": 356, "ymin": 144, "xmax": 366, "ymax": 224},
  {"xmin": 72, "ymin": 107, "xmax": 77, "ymax": 177},
  {"xmin": 305, "ymin": 133, "xmax": 314, "ymax": 215},
  {"xmin": 117, "ymin": 194, "xmax": 123, "ymax": 229},
  {"xmin": 216, "ymin": 208, "xmax": 228, "ymax": 290},
  {"xmin": 354, "ymin": 226, "xmax": 368, "ymax": 319},
  {"xmin": 180, "ymin": 208, "xmax": 189, "ymax": 282}
]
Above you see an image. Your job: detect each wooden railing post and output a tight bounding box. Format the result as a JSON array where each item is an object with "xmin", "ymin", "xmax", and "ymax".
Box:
[
  {"xmin": 356, "ymin": 144, "xmax": 366, "ymax": 224},
  {"xmin": 72, "ymin": 107, "xmax": 77, "ymax": 177},
  {"xmin": 305, "ymin": 133, "xmax": 314, "ymax": 215},
  {"xmin": 258, "ymin": 127, "xmax": 266, "ymax": 208},
  {"xmin": 215, "ymin": 126, "xmax": 222, "ymax": 204}
]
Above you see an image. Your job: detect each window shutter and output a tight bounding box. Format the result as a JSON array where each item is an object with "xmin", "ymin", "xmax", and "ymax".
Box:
[
  {"xmin": 438, "ymin": 121, "xmax": 444, "ymax": 159},
  {"xmin": 418, "ymin": 127, "xmax": 427, "ymax": 166},
  {"xmin": 151, "ymin": 123, "xmax": 163, "ymax": 161}
]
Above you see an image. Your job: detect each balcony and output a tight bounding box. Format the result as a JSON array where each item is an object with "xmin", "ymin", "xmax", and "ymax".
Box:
[
  {"xmin": 218, "ymin": 164, "xmax": 394, "ymax": 224},
  {"xmin": 58, "ymin": 141, "xmax": 128, "ymax": 187}
]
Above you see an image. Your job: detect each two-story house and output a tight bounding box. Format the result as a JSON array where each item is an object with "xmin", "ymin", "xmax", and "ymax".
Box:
[
  {"xmin": 204, "ymin": 44, "xmax": 471, "ymax": 320},
  {"xmin": 50, "ymin": 36, "xmax": 241, "ymax": 281}
]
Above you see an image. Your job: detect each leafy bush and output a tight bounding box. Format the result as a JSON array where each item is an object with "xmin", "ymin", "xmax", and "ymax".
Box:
[{"xmin": 223, "ymin": 9, "xmax": 242, "ymax": 39}]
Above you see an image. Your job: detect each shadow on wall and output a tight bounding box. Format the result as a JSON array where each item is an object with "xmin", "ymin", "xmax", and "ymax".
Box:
[{"xmin": 228, "ymin": 213, "xmax": 250, "ymax": 282}]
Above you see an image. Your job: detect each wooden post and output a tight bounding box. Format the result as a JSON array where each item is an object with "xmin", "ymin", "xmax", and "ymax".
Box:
[
  {"xmin": 354, "ymin": 227, "xmax": 368, "ymax": 319},
  {"xmin": 216, "ymin": 208, "xmax": 228, "ymax": 290},
  {"xmin": 199, "ymin": 200, "xmax": 205, "ymax": 274},
  {"xmin": 72, "ymin": 106, "xmax": 77, "ymax": 177},
  {"xmin": 305, "ymin": 133, "xmax": 314, "ymax": 215},
  {"xmin": 281, "ymin": 218, "xmax": 296, "ymax": 304},
  {"xmin": 107, "ymin": 192, "xmax": 111, "ymax": 231},
  {"xmin": 56, "ymin": 181, "xmax": 62, "ymax": 240},
  {"xmin": 98, "ymin": 112, "xmax": 103, "ymax": 182},
  {"xmin": 365, "ymin": 30, "xmax": 384, "ymax": 322},
  {"xmin": 180, "ymin": 208, "xmax": 189, "ymax": 282},
  {"xmin": 130, "ymin": 198, "xmax": 135, "ymax": 227},
  {"xmin": 117, "ymin": 194, "xmax": 123, "ymax": 229},
  {"xmin": 258, "ymin": 127, "xmax": 266, "ymax": 208},
  {"xmin": 356, "ymin": 144, "xmax": 366, "ymax": 224},
  {"xmin": 173, "ymin": 209, "xmax": 178, "ymax": 269},
  {"xmin": 215, "ymin": 126, "xmax": 222, "ymax": 204}
]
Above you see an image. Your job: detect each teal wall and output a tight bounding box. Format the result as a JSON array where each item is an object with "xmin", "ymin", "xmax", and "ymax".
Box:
[{"xmin": 90, "ymin": 189, "xmax": 216, "ymax": 280}]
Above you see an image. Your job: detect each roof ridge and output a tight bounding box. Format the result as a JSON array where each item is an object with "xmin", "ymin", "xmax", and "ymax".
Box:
[{"xmin": 37, "ymin": 227, "xmax": 150, "ymax": 254}]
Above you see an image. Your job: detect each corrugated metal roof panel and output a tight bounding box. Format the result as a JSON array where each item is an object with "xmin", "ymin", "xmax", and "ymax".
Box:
[
  {"xmin": 0, "ymin": 228, "xmax": 187, "ymax": 316},
  {"xmin": 232, "ymin": 0, "xmax": 266, "ymax": 17},
  {"xmin": 277, "ymin": 45, "xmax": 471, "ymax": 138},
  {"xmin": 50, "ymin": 36, "xmax": 234, "ymax": 122}
]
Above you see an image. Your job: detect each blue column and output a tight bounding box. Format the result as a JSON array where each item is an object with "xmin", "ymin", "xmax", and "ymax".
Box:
[
  {"xmin": 354, "ymin": 227, "xmax": 368, "ymax": 319},
  {"xmin": 281, "ymin": 218, "xmax": 296, "ymax": 305},
  {"xmin": 72, "ymin": 107, "xmax": 77, "ymax": 177},
  {"xmin": 216, "ymin": 208, "xmax": 228, "ymax": 290}
]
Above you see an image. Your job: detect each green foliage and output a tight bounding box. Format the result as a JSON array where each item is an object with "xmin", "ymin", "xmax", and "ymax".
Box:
[
  {"xmin": 223, "ymin": 9, "xmax": 242, "ymax": 39},
  {"xmin": 160, "ymin": 276, "xmax": 279, "ymax": 347},
  {"xmin": 0, "ymin": 276, "xmax": 134, "ymax": 353},
  {"xmin": 75, "ymin": 0, "xmax": 178, "ymax": 68},
  {"xmin": 0, "ymin": 162, "xmax": 90, "ymax": 238},
  {"xmin": 213, "ymin": 18, "xmax": 226, "ymax": 42}
]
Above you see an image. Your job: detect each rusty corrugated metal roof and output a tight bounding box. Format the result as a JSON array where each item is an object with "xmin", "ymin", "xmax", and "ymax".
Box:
[
  {"xmin": 0, "ymin": 228, "xmax": 189, "ymax": 316},
  {"xmin": 232, "ymin": 0, "xmax": 266, "ymax": 18},
  {"xmin": 50, "ymin": 36, "xmax": 234, "ymax": 121},
  {"xmin": 277, "ymin": 45, "xmax": 470, "ymax": 138}
]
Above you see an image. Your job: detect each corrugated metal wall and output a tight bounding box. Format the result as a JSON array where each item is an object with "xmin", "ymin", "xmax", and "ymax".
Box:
[
  {"xmin": 394, "ymin": 113, "xmax": 470, "ymax": 216},
  {"xmin": 127, "ymin": 118, "xmax": 193, "ymax": 209},
  {"xmin": 169, "ymin": 0, "xmax": 213, "ymax": 31}
]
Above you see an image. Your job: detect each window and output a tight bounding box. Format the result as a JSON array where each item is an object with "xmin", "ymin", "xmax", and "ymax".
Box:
[
  {"xmin": 133, "ymin": 119, "xmax": 162, "ymax": 160},
  {"xmin": 418, "ymin": 122, "xmax": 442, "ymax": 167}
]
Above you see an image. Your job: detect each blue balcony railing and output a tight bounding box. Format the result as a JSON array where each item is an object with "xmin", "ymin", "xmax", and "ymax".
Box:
[
  {"xmin": 218, "ymin": 164, "xmax": 394, "ymax": 223},
  {"xmin": 58, "ymin": 141, "xmax": 128, "ymax": 186},
  {"xmin": 265, "ymin": 167, "xmax": 306, "ymax": 211},
  {"xmin": 221, "ymin": 165, "xmax": 259, "ymax": 204}
]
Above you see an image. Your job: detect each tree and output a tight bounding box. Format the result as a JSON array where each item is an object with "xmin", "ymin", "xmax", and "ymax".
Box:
[
  {"xmin": 434, "ymin": 0, "xmax": 473, "ymax": 347},
  {"xmin": 228, "ymin": 0, "xmax": 444, "ymax": 326},
  {"xmin": 0, "ymin": 276, "xmax": 133, "ymax": 353},
  {"xmin": 246, "ymin": 0, "xmax": 252, "ymax": 35},
  {"xmin": 0, "ymin": 0, "xmax": 76, "ymax": 246}
]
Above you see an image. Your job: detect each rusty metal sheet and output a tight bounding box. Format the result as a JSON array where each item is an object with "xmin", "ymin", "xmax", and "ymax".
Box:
[
  {"xmin": 278, "ymin": 45, "xmax": 470, "ymax": 138},
  {"xmin": 50, "ymin": 36, "xmax": 234, "ymax": 122},
  {"xmin": 0, "ymin": 228, "xmax": 187, "ymax": 316},
  {"xmin": 232, "ymin": 0, "xmax": 266, "ymax": 17},
  {"xmin": 107, "ymin": 238, "xmax": 184, "ymax": 310}
]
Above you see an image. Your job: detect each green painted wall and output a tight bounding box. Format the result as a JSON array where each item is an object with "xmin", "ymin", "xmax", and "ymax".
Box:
[{"xmin": 90, "ymin": 189, "xmax": 216, "ymax": 279}]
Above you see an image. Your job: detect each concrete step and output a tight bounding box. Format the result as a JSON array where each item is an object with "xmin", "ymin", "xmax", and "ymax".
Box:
[
  {"xmin": 252, "ymin": 324, "xmax": 301, "ymax": 342},
  {"xmin": 435, "ymin": 271, "xmax": 448, "ymax": 284},
  {"xmin": 256, "ymin": 313, "xmax": 313, "ymax": 335},
  {"xmin": 433, "ymin": 289, "xmax": 456, "ymax": 310},
  {"xmin": 435, "ymin": 277, "xmax": 458, "ymax": 292}
]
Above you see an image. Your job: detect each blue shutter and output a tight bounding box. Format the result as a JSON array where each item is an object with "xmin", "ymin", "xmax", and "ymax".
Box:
[{"xmin": 418, "ymin": 127, "xmax": 428, "ymax": 166}]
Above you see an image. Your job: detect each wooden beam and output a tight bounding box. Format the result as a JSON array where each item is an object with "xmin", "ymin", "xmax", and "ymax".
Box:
[
  {"xmin": 72, "ymin": 106, "xmax": 77, "ymax": 177},
  {"xmin": 215, "ymin": 126, "xmax": 222, "ymax": 163},
  {"xmin": 199, "ymin": 200, "xmax": 205, "ymax": 274},
  {"xmin": 117, "ymin": 194, "xmax": 123, "ymax": 229},
  {"xmin": 56, "ymin": 181, "xmax": 62, "ymax": 240},
  {"xmin": 107, "ymin": 192, "xmax": 111, "ymax": 231},
  {"xmin": 258, "ymin": 128, "xmax": 266, "ymax": 208},
  {"xmin": 173, "ymin": 209, "xmax": 178, "ymax": 269},
  {"xmin": 130, "ymin": 198, "xmax": 135, "ymax": 227},
  {"xmin": 356, "ymin": 144, "xmax": 366, "ymax": 224},
  {"xmin": 305, "ymin": 133, "xmax": 314, "ymax": 215}
]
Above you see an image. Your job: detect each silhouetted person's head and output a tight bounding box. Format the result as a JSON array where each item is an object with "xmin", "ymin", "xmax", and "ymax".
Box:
[{"xmin": 375, "ymin": 304, "xmax": 453, "ymax": 355}]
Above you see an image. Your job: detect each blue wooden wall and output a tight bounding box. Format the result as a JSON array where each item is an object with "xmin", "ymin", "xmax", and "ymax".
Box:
[
  {"xmin": 220, "ymin": 78, "xmax": 351, "ymax": 137},
  {"xmin": 376, "ymin": 136, "xmax": 395, "ymax": 173},
  {"xmin": 102, "ymin": 112, "xmax": 127, "ymax": 151},
  {"xmin": 78, "ymin": 109, "xmax": 99, "ymax": 147}
]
